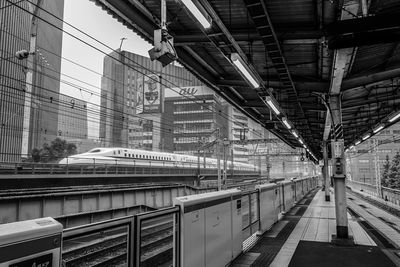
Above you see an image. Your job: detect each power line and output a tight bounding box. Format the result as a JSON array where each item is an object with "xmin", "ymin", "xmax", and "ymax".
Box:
[{"xmin": 6, "ymin": 0, "xmax": 269, "ymax": 140}]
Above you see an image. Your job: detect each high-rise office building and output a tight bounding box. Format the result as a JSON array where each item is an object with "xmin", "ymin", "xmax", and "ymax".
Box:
[
  {"xmin": 0, "ymin": 1, "xmax": 64, "ymax": 162},
  {"xmin": 57, "ymin": 94, "xmax": 88, "ymax": 140},
  {"xmin": 100, "ymin": 51, "xmax": 203, "ymax": 150},
  {"xmin": 162, "ymin": 86, "xmax": 228, "ymax": 157}
]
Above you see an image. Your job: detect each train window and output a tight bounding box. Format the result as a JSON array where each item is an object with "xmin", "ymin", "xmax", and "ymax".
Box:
[
  {"xmin": 129, "ymin": 154, "xmax": 131, "ymax": 157},
  {"xmin": 124, "ymin": 153, "xmax": 127, "ymax": 157},
  {"xmin": 118, "ymin": 150, "xmax": 121, "ymax": 154},
  {"xmin": 113, "ymin": 151, "xmax": 116, "ymax": 155},
  {"xmin": 88, "ymin": 149, "xmax": 101, "ymax": 153}
]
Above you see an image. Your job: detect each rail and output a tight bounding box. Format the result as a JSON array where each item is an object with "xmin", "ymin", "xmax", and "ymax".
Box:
[{"xmin": 347, "ymin": 180, "xmax": 400, "ymax": 206}]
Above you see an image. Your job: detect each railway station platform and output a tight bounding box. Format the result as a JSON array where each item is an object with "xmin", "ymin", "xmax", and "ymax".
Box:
[
  {"xmin": 232, "ymin": 188, "xmax": 400, "ymax": 267},
  {"xmin": 3, "ymin": 177, "xmax": 400, "ymax": 267}
]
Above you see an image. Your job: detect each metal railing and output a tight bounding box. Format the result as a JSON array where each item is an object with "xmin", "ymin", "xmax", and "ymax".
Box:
[
  {"xmin": 60, "ymin": 176, "xmax": 318, "ymax": 266},
  {"xmin": 62, "ymin": 206, "xmax": 180, "ymax": 267}
]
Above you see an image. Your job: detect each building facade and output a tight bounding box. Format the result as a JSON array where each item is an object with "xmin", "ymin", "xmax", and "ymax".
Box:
[
  {"xmin": 347, "ymin": 123, "xmax": 400, "ymax": 185},
  {"xmin": 162, "ymin": 86, "xmax": 228, "ymax": 157},
  {"xmin": 0, "ymin": 0, "xmax": 64, "ymax": 162},
  {"xmin": 99, "ymin": 51, "xmax": 203, "ymax": 150},
  {"xmin": 57, "ymin": 94, "xmax": 88, "ymax": 141}
]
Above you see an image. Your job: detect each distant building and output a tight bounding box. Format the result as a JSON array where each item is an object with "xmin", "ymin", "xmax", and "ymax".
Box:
[
  {"xmin": 162, "ymin": 86, "xmax": 228, "ymax": 158},
  {"xmin": 0, "ymin": 1, "xmax": 64, "ymax": 162},
  {"xmin": 347, "ymin": 123, "xmax": 400, "ymax": 185},
  {"xmin": 99, "ymin": 51, "xmax": 202, "ymax": 150},
  {"xmin": 225, "ymin": 106, "xmax": 251, "ymax": 162},
  {"xmin": 57, "ymin": 94, "xmax": 88, "ymax": 141}
]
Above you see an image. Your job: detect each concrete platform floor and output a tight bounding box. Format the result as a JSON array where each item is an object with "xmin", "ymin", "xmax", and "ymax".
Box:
[{"xmin": 232, "ymin": 188, "xmax": 400, "ymax": 267}]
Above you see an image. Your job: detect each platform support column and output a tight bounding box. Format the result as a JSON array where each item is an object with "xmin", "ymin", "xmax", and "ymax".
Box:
[
  {"xmin": 323, "ymin": 141, "xmax": 330, "ymax": 201},
  {"xmin": 330, "ymin": 95, "xmax": 353, "ymax": 243}
]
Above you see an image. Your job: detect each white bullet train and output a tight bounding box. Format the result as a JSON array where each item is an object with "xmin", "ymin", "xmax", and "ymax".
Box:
[{"xmin": 59, "ymin": 147, "xmax": 258, "ymax": 172}]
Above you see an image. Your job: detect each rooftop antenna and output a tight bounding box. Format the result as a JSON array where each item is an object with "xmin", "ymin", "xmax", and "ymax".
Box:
[{"xmin": 119, "ymin": 37, "xmax": 127, "ymax": 51}]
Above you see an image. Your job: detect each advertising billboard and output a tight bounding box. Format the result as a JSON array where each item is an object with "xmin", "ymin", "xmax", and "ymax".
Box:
[{"xmin": 143, "ymin": 74, "xmax": 162, "ymax": 113}]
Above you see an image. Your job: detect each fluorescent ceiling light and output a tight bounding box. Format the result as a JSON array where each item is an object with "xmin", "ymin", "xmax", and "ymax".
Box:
[
  {"xmin": 373, "ymin": 125, "xmax": 384, "ymax": 134},
  {"xmin": 355, "ymin": 140, "xmax": 361, "ymax": 145},
  {"xmin": 299, "ymin": 139, "xmax": 304, "ymax": 144},
  {"xmin": 292, "ymin": 131, "xmax": 299, "ymax": 138},
  {"xmin": 282, "ymin": 117, "xmax": 292, "ymax": 129},
  {"xmin": 264, "ymin": 96, "xmax": 281, "ymax": 115},
  {"xmin": 231, "ymin": 53, "xmax": 260, "ymax": 88},
  {"xmin": 389, "ymin": 111, "xmax": 400, "ymax": 122},
  {"xmin": 362, "ymin": 133, "xmax": 371, "ymax": 141},
  {"xmin": 350, "ymin": 145, "xmax": 354, "ymax": 149},
  {"xmin": 181, "ymin": 0, "xmax": 212, "ymax": 29}
]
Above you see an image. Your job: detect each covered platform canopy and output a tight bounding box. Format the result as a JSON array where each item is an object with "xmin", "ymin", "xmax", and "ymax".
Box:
[{"xmin": 92, "ymin": 0, "xmax": 400, "ymax": 160}]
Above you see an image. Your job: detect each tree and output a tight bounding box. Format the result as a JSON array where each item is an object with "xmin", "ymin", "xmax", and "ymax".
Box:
[
  {"xmin": 30, "ymin": 138, "xmax": 77, "ymax": 163},
  {"xmin": 381, "ymin": 154, "xmax": 390, "ymax": 187},
  {"xmin": 31, "ymin": 148, "xmax": 41, "ymax": 162},
  {"xmin": 388, "ymin": 152, "xmax": 400, "ymax": 189}
]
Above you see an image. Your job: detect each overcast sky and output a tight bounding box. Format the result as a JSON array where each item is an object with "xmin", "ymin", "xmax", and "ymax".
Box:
[{"xmin": 60, "ymin": 0, "xmax": 152, "ymax": 138}]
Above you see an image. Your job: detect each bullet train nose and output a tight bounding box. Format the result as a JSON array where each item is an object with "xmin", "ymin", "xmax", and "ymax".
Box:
[{"xmin": 59, "ymin": 158, "xmax": 68, "ymax": 164}]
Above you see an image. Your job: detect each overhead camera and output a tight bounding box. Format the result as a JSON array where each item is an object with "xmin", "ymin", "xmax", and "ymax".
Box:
[
  {"xmin": 15, "ymin": 49, "xmax": 30, "ymax": 60},
  {"xmin": 148, "ymin": 29, "xmax": 177, "ymax": 67}
]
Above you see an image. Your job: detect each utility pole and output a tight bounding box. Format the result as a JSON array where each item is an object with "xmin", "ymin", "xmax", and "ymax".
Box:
[
  {"xmin": 266, "ymin": 154, "xmax": 271, "ymax": 180},
  {"xmin": 21, "ymin": 0, "xmax": 43, "ymax": 159},
  {"xmin": 231, "ymin": 148, "xmax": 234, "ymax": 180},
  {"xmin": 197, "ymin": 149, "xmax": 201, "ymax": 187},
  {"xmin": 119, "ymin": 37, "xmax": 127, "ymax": 51},
  {"xmin": 373, "ymin": 138, "xmax": 382, "ymax": 198},
  {"xmin": 217, "ymin": 139, "xmax": 221, "ymax": 190},
  {"xmin": 222, "ymin": 139, "xmax": 228, "ymax": 190}
]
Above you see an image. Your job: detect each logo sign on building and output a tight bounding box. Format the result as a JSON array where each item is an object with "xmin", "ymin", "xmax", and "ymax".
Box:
[
  {"xmin": 136, "ymin": 76, "xmax": 144, "ymax": 114},
  {"xmin": 143, "ymin": 74, "xmax": 162, "ymax": 113},
  {"xmin": 179, "ymin": 87, "xmax": 198, "ymax": 96},
  {"xmin": 164, "ymin": 86, "xmax": 214, "ymax": 98}
]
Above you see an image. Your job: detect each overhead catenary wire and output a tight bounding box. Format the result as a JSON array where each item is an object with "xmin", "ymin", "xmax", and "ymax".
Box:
[
  {"xmin": 5, "ymin": 0, "xmax": 243, "ymax": 128},
  {"xmin": 6, "ymin": 0, "xmax": 274, "ymax": 142},
  {"xmin": 0, "ymin": 27, "xmax": 260, "ymax": 140},
  {"xmin": 1, "ymin": 40, "xmax": 268, "ymax": 145},
  {"xmin": 1, "ymin": 0, "xmax": 290, "ymax": 157}
]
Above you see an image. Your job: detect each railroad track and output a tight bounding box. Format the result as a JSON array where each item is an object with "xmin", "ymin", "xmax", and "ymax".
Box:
[
  {"xmin": 62, "ymin": 220, "xmax": 174, "ymax": 266},
  {"xmin": 347, "ymin": 188, "xmax": 400, "ymax": 218}
]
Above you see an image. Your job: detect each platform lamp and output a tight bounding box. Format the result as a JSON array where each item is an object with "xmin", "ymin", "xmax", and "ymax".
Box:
[
  {"xmin": 180, "ymin": 0, "xmax": 212, "ymax": 29},
  {"xmin": 373, "ymin": 124, "xmax": 384, "ymax": 134},
  {"xmin": 262, "ymin": 96, "xmax": 281, "ymax": 115},
  {"xmin": 388, "ymin": 110, "xmax": 400, "ymax": 122},
  {"xmin": 282, "ymin": 117, "xmax": 292, "ymax": 130},
  {"xmin": 362, "ymin": 133, "xmax": 371, "ymax": 141},
  {"xmin": 231, "ymin": 53, "xmax": 260, "ymax": 88}
]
